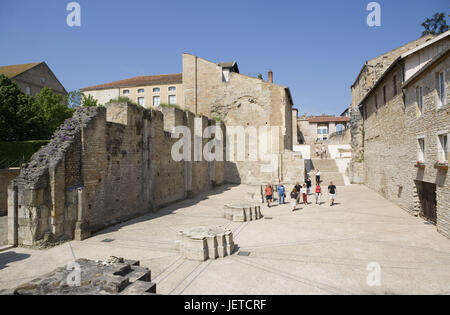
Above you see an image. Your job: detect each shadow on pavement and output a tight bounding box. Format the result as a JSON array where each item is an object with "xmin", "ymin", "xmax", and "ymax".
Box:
[{"xmin": 0, "ymin": 251, "xmax": 30, "ymax": 270}]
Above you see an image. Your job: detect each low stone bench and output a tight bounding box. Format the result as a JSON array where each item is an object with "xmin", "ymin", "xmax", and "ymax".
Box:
[
  {"xmin": 176, "ymin": 226, "xmax": 234, "ymax": 261},
  {"xmin": 224, "ymin": 203, "xmax": 262, "ymax": 222}
]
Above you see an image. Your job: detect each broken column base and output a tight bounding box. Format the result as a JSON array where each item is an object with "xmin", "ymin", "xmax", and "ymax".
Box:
[
  {"xmin": 0, "ymin": 257, "xmax": 156, "ymax": 295},
  {"xmin": 176, "ymin": 226, "xmax": 234, "ymax": 261},
  {"xmin": 224, "ymin": 203, "xmax": 262, "ymax": 222},
  {"xmin": 74, "ymin": 221, "xmax": 91, "ymax": 241}
]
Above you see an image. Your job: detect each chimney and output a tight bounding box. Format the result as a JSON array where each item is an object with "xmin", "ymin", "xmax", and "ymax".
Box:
[{"xmin": 268, "ymin": 70, "xmax": 273, "ymax": 83}]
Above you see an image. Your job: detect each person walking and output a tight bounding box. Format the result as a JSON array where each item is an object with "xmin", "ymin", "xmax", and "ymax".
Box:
[
  {"xmin": 290, "ymin": 187, "xmax": 298, "ymax": 212},
  {"xmin": 328, "ymin": 181, "xmax": 337, "ymax": 206},
  {"xmin": 301, "ymin": 184, "xmax": 308, "ymax": 205},
  {"xmin": 295, "ymin": 182, "xmax": 302, "ymax": 202},
  {"xmin": 315, "ymin": 184, "xmax": 322, "ymax": 205},
  {"xmin": 316, "ymin": 170, "xmax": 321, "ymax": 185},
  {"xmin": 306, "ymin": 177, "xmax": 312, "ymax": 195},
  {"xmin": 278, "ymin": 184, "xmax": 286, "ymax": 205},
  {"xmin": 265, "ymin": 184, "xmax": 273, "ymax": 208}
]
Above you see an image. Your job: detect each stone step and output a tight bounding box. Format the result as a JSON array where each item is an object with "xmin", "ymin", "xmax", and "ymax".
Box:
[
  {"xmin": 310, "ymin": 159, "xmax": 339, "ymax": 172},
  {"xmin": 125, "ymin": 266, "xmax": 151, "ymax": 283},
  {"xmin": 120, "ymin": 281, "xmax": 157, "ymax": 295},
  {"xmin": 315, "ymin": 172, "xmax": 346, "ymax": 186}
]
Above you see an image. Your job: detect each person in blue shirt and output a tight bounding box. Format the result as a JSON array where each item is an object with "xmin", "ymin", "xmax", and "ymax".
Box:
[{"xmin": 277, "ymin": 184, "xmax": 285, "ymax": 205}]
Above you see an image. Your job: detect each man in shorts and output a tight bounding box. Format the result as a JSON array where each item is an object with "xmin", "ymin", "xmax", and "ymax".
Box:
[{"xmin": 328, "ymin": 181, "xmax": 337, "ymax": 206}]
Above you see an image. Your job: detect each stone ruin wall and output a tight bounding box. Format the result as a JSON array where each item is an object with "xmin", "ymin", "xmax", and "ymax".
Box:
[{"xmin": 8, "ymin": 102, "xmax": 226, "ymax": 246}]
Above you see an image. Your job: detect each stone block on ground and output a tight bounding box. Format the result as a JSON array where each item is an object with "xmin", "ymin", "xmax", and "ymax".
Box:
[{"xmin": 177, "ymin": 226, "xmax": 234, "ymax": 261}]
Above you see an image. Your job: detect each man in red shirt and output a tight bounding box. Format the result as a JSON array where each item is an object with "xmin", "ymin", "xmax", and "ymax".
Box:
[{"xmin": 265, "ymin": 184, "xmax": 273, "ymax": 208}]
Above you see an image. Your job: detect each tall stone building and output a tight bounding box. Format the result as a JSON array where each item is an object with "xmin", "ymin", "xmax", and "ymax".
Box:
[
  {"xmin": 182, "ymin": 54, "xmax": 296, "ymax": 184},
  {"xmin": 350, "ymin": 31, "xmax": 450, "ymax": 238},
  {"xmin": 0, "ymin": 62, "xmax": 67, "ymax": 96}
]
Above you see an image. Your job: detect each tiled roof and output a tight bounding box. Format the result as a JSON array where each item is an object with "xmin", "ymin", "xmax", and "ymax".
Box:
[
  {"xmin": 0, "ymin": 62, "xmax": 42, "ymax": 78},
  {"xmin": 307, "ymin": 116, "xmax": 350, "ymax": 123},
  {"xmin": 81, "ymin": 73, "xmax": 183, "ymax": 91}
]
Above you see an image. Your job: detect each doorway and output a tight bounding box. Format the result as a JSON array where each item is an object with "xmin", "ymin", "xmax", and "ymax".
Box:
[{"xmin": 415, "ymin": 181, "xmax": 437, "ymax": 224}]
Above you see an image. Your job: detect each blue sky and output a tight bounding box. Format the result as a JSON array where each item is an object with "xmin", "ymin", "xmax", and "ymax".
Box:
[{"xmin": 0, "ymin": 0, "xmax": 448, "ymax": 115}]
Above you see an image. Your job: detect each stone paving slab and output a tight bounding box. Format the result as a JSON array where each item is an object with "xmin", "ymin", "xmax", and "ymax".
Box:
[{"xmin": 0, "ymin": 184, "xmax": 450, "ymax": 295}]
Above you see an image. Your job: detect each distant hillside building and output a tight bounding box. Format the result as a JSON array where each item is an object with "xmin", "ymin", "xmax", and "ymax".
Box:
[
  {"xmin": 297, "ymin": 115, "xmax": 350, "ymax": 144},
  {"xmin": 0, "ymin": 62, "xmax": 67, "ymax": 96}
]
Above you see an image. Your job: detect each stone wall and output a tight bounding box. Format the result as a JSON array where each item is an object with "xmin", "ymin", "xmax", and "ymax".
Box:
[
  {"xmin": 0, "ymin": 168, "xmax": 20, "ymax": 216},
  {"xmin": 358, "ymin": 49, "xmax": 450, "ymax": 238},
  {"xmin": 351, "ymin": 35, "xmax": 435, "ymax": 109},
  {"xmin": 182, "ymin": 53, "xmax": 297, "ymax": 185},
  {"xmin": 403, "ymin": 55, "xmax": 450, "ymax": 237},
  {"xmin": 362, "ymin": 65, "xmax": 413, "ymax": 209},
  {"xmin": 8, "ymin": 102, "xmax": 226, "ymax": 246},
  {"xmin": 349, "ymin": 106, "xmax": 365, "ymax": 184}
]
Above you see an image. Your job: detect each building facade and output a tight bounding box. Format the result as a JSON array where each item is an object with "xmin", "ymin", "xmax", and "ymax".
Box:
[
  {"xmin": 0, "ymin": 62, "xmax": 67, "ymax": 96},
  {"xmin": 352, "ymin": 31, "xmax": 450, "ymax": 238},
  {"xmin": 81, "ymin": 74, "xmax": 183, "ymax": 107},
  {"xmin": 297, "ymin": 115, "xmax": 350, "ymax": 144}
]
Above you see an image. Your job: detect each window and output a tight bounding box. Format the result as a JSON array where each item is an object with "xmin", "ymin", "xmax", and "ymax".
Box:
[
  {"xmin": 26, "ymin": 86, "xmax": 31, "ymax": 95},
  {"xmin": 317, "ymin": 125, "xmax": 328, "ymax": 135},
  {"xmin": 138, "ymin": 88, "xmax": 145, "ymax": 93},
  {"xmin": 41, "ymin": 77, "xmax": 46, "ymax": 84},
  {"xmin": 416, "ymin": 86, "xmax": 423, "ymax": 115},
  {"xmin": 169, "ymin": 95, "xmax": 177, "ymax": 105},
  {"xmin": 168, "ymin": 86, "xmax": 176, "ymax": 92},
  {"xmin": 393, "ymin": 75, "xmax": 397, "ymax": 96},
  {"xmin": 153, "ymin": 96, "xmax": 161, "ymax": 107},
  {"xmin": 418, "ymin": 138, "xmax": 425, "ymax": 162},
  {"xmin": 437, "ymin": 71, "xmax": 446, "ymax": 107},
  {"xmin": 138, "ymin": 97, "xmax": 145, "ymax": 106},
  {"xmin": 383, "ymin": 86, "xmax": 386, "ymax": 105},
  {"xmin": 123, "ymin": 89, "xmax": 130, "ymax": 95},
  {"xmin": 438, "ymin": 134, "xmax": 448, "ymax": 162},
  {"xmin": 153, "ymin": 88, "xmax": 160, "ymax": 93}
]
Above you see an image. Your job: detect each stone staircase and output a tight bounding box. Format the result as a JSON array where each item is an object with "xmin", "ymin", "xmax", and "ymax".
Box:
[{"xmin": 309, "ymin": 158, "xmax": 346, "ymax": 186}]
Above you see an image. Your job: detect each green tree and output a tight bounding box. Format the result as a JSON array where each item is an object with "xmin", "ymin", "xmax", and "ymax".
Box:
[
  {"xmin": 33, "ymin": 87, "xmax": 74, "ymax": 139},
  {"xmin": 0, "ymin": 74, "xmax": 35, "ymax": 141},
  {"xmin": 421, "ymin": 12, "xmax": 449, "ymax": 36}
]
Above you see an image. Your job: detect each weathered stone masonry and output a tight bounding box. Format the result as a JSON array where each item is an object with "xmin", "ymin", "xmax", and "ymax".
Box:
[{"xmin": 8, "ymin": 102, "xmax": 226, "ymax": 246}]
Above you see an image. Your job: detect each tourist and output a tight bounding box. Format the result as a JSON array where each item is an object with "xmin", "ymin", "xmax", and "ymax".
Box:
[
  {"xmin": 305, "ymin": 176, "xmax": 312, "ymax": 195},
  {"xmin": 315, "ymin": 184, "xmax": 322, "ymax": 205},
  {"xmin": 295, "ymin": 182, "xmax": 302, "ymax": 202},
  {"xmin": 328, "ymin": 181, "xmax": 337, "ymax": 206},
  {"xmin": 316, "ymin": 170, "xmax": 321, "ymax": 184},
  {"xmin": 278, "ymin": 184, "xmax": 285, "ymax": 205},
  {"xmin": 315, "ymin": 147, "xmax": 319, "ymax": 157},
  {"xmin": 265, "ymin": 184, "xmax": 273, "ymax": 208},
  {"xmin": 290, "ymin": 187, "xmax": 298, "ymax": 212},
  {"xmin": 323, "ymin": 146, "xmax": 328, "ymax": 160},
  {"xmin": 301, "ymin": 184, "xmax": 308, "ymax": 205}
]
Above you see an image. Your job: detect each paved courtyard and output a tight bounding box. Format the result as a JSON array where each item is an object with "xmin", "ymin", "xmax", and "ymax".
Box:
[{"xmin": 1, "ymin": 184, "xmax": 450, "ymax": 295}]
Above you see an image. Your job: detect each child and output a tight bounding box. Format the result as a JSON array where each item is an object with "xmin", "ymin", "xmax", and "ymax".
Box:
[{"xmin": 290, "ymin": 187, "xmax": 298, "ymax": 212}]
